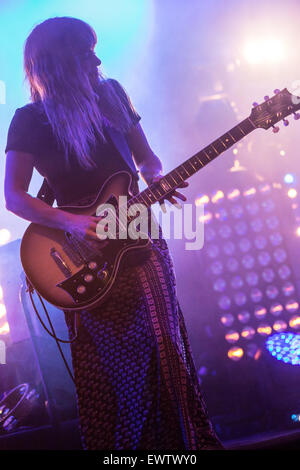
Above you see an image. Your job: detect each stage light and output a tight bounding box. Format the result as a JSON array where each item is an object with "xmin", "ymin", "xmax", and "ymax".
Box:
[
  {"xmin": 0, "ymin": 304, "xmax": 6, "ymax": 319},
  {"xmin": 273, "ymin": 248, "xmax": 287, "ymax": 263},
  {"xmin": 245, "ymin": 271, "xmax": 259, "ymax": 286},
  {"xmin": 239, "ymin": 238, "xmax": 251, "ymax": 252},
  {"xmin": 202, "ymin": 180, "xmax": 300, "ymax": 364},
  {"xmin": 235, "ymin": 221, "xmax": 248, "ymax": 236},
  {"xmin": 238, "ymin": 311, "xmax": 250, "ymax": 324},
  {"xmin": 213, "ymin": 278, "xmax": 226, "ymax": 292},
  {"xmin": 257, "ymin": 324, "xmax": 272, "ymax": 336},
  {"xmin": 218, "ymin": 296, "xmax": 231, "ymax": 310},
  {"xmin": 207, "ymin": 245, "xmax": 220, "ymax": 259},
  {"xmin": 296, "ymin": 227, "xmax": 300, "ymax": 237},
  {"xmin": 251, "ymin": 218, "xmax": 264, "ymax": 233},
  {"xmin": 228, "ymin": 346, "xmax": 244, "ymax": 361},
  {"xmin": 251, "ymin": 288, "xmax": 263, "ymax": 303},
  {"xmin": 231, "ymin": 275, "xmax": 244, "ymax": 289},
  {"xmin": 259, "ymin": 184, "xmax": 272, "ymax": 194},
  {"xmin": 227, "ymin": 258, "xmax": 239, "ymax": 272},
  {"xmin": 199, "ymin": 213, "xmax": 213, "ymax": 224},
  {"xmin": 231, "ymin": 205, "xmax": 244, "ymax": 219},
  {"xmin": 211, "ymin": 190, "xmax": 225, "ymax": 204},
  {"xmin": 266, "ymin": 285, "xmax": 279, "ymax": 300},
  {"xmin": 225, "ymin": 330, "xmax": 240, "ymax": 344},
  {"xmin": 266, "ymin": 333, "xmax": 300, "ymax": 365},
  {"xmin": 226, "ymin": 63, "xmax": 235, "ymax": 72},
  {"xmin": 286, "ymin": 300, "xmax": 299, "ymax": 313},
  {"xmin": 199, "ymin": 212, "xmax": 213, "ymax": 224},
  {"xmin": 258, "ymin": 251, "xmax": 271, "ymax": 266},
  {"xmin": 289, "ymin": 316, "xmax": 300, "ymax": 329},
  {"xmin": 215, "ymin": 208, "xmax": 228, "ymax": 221},
  {"xmin": 0, "ymin": 229, "xmax": 10, "ymax": 246},
  {"xmin": 220, "ymin": 314, "xmax": 234, "ymax": 327},
  {"xmin": 284, "ymin": 174, "xmax": 294, "ymax": 184},
  {"xmin": 291, "ymin": 414, "xmax": 300, "ymax": 422},
  {"xmin": 241, "ymin": 326, "xmax": 255, "ymax": 340},
  {"xmin": 254, "ymin": 235, "xmax": 267, "ymax": 250},
  {"xmin": 227, "ymin": 189, "xmax": 240, "ymax": 201},
  {"xmin": 288, "ymin": 189, "xmax": 297, "ymax": 199},
  {"xmin": 278, "ymin": 265, "xmax": 291, "ymax": 280},
  {"xmin": 205, "ymin": 227, "xmax": 216, "ymax": 241},
  {"xmin": 269, "ymin": 232, "xmax": 283, "ymax": 246},
  {"xmin": 282, "ymin": 282, "xmax": 295, "ymax": 296},
  {"xmin": 195, "ymin": 194, "xmax": 209, "ymax": 205},
  {"xmin": 246, "ymin": 343, "xmax": 261, "ymax": 359},
  {"xmin": 270, "ymin": 303, "xmax": 284, "ymax": 316},
  {"xmin": 273, "ymin": 320, "xmax": 287, "ymax": 332},
  {"xmin": 210, "ymin": 260, "xmax": 223, "ymax": 276},
  {"xmin": 234, "ymin": 292, "xmax": 247, "ymax": 306},
  {"xmin": 243, "ymin": 41, "xmax": 264, "ymax": 64},
  {"xmin": 262, "ymin": 199, "xmax": 275, "ymax": 213},
  {"xmin": 243, "ymin": 188, "xmax": 257, "ymax": 199},
  {"xmin": 223, "ymin": 241, "xmax": 235, "ymax": 256},
  {"xmin": 0, "ymin": 322, "xmax": 9, "ymax": 335},
  {"xmin": 246, "ymin": 201, "xmax": 259, "ymax": 216},
  {"xmin": 266, "ymin": 215, "xmax": 280, "ymax": 230},
  {"xmin": 254, "ymin": 306, "xmax": 267, "ymax": 319},
  {"xmin": 243, "ymin": 38, "xmax": 286, "ymax": 65},
  {"xmin": 219, "ymin": 225, "xmax": 232, "ymax": 238}
]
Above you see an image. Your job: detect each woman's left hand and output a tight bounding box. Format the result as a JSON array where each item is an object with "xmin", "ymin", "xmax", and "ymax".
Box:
[{"xmin": 149, "ymin": 175, "xmax": 189, "ymax": 211}]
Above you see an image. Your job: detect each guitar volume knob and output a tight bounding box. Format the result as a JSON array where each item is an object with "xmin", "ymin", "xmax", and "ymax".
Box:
[
  {"xmin": 97, "ymin": 269, "xmax": 108, "ymax": 280},
  {"xmin": 88, "ymin": 261, "xmax": 97, "ymax": 270},
  {"xmin": 77, "ymin": 285, "xmax": 86, "ymax": 294}
]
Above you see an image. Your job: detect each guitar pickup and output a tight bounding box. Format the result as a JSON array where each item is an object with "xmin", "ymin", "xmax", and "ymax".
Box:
[{"xmin": 50, "ymin": 247, "xmax": 72, "ymax": 277}]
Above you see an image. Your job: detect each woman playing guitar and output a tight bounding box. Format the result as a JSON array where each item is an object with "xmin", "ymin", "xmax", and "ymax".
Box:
[{"xmin": 4, "ymin": 16, "xmax": 222, "ymax": 450}]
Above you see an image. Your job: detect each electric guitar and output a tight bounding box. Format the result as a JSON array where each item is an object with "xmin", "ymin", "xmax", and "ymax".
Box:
[{"xmin": 20, "ymin": 88, "xmax": 300, "ymax": 311}]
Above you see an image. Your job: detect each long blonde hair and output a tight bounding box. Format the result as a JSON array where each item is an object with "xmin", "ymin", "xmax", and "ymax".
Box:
[{"xmin": 24, "ymin": 17, "xmax": 135, "ymax": 169}]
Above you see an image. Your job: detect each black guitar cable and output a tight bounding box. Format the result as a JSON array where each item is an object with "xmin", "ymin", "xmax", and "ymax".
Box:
[{"xmin": 27, "ymin": 280, "xmax": 77, "ymax": 384}]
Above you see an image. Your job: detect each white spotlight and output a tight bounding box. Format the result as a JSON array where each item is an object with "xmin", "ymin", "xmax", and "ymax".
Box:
[
  {"xmin": 243, "ymin": 38, "xmax": 286, "ymax": 65},
  {"xmin": 0, "ymin": 229, "xmax": 11, "ymax": 246}
]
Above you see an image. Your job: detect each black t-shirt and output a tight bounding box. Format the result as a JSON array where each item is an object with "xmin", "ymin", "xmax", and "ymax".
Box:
[{"xmin": 5, "ymin": 80, "xmax": 141, "ymax": 206}]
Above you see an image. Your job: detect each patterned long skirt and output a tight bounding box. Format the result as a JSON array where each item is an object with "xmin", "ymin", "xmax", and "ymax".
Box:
[{"xmin": 64, "ymin": 236, "xmax": 222, "ymax": 450}]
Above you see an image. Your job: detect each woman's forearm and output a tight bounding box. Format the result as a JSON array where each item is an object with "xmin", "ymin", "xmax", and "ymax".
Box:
[
  {"xmin": 139, "ymin": 156, "xmax": 163, "ymax": 185},
  {"xmin": 6, "ymin": 191, "xmax": 73, "ymax": 231}
]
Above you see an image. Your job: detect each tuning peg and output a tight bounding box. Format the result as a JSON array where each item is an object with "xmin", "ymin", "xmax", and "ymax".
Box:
[
  {"xmin": 272, "ymin": 125, "xmax": 280, "ymax": 133},
  {"xmin": 283, "ymin": 119, "xmax": 289, "ymax": 126},
  {"xmin": 273, "ymin": 89, "xmax": 280, "ymax": 94},
  {"xmin": 294, "ymin": 112, "xmax": 300, "ymax": 120},
  {"xmin": 264, "ymin": 95, "xmax": 270, "ymax": 101},
  {"xmin": 252, "ymin": 102, "xmax": 259, "ymax": 107}
]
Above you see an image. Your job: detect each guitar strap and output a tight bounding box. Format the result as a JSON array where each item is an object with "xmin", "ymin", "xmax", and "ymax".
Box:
[{"xmin": 36, "ymin": 127, "xmax": 139, "ymax": 206}]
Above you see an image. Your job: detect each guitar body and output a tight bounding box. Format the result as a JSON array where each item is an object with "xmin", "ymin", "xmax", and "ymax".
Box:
[{"xmin": 20, "ymin": 171, "xmax": 150, "ymax": 311}]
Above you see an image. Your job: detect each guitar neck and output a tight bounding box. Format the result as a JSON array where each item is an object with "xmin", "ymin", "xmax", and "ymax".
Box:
[{"xmin": 129, "ymin": 116, "xmax": 256, "ymax": 208}]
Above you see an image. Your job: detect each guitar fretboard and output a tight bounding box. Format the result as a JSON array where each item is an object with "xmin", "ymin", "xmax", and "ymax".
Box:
[{"xmin": 128, "ymin": 117, "xmax": 256, "ymax": 209}]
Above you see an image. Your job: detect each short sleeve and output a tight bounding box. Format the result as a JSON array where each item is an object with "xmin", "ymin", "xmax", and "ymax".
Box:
[
  {"xmin": 5, "ymin": 107, "xmax": 40, "ymax": 156},
  {"xmin": 108, "ymin": 79, "xmax": 141, "ymax": 127}
]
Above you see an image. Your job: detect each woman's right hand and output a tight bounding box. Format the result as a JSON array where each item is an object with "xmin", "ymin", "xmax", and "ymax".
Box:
[{"xmin": 63, "ymin": 213, "xmax": 103, "ymax": 243}]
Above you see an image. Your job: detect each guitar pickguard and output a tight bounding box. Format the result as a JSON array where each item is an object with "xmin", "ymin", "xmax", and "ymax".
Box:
[{"xmin": 56, "ymin": 254, "xmax": 113, "ymax": 305}]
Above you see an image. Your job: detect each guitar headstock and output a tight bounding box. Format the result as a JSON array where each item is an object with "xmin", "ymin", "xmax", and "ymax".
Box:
[{"xmin": 250, "ymin": 88, "xmax": 300, "ymax": 131}]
